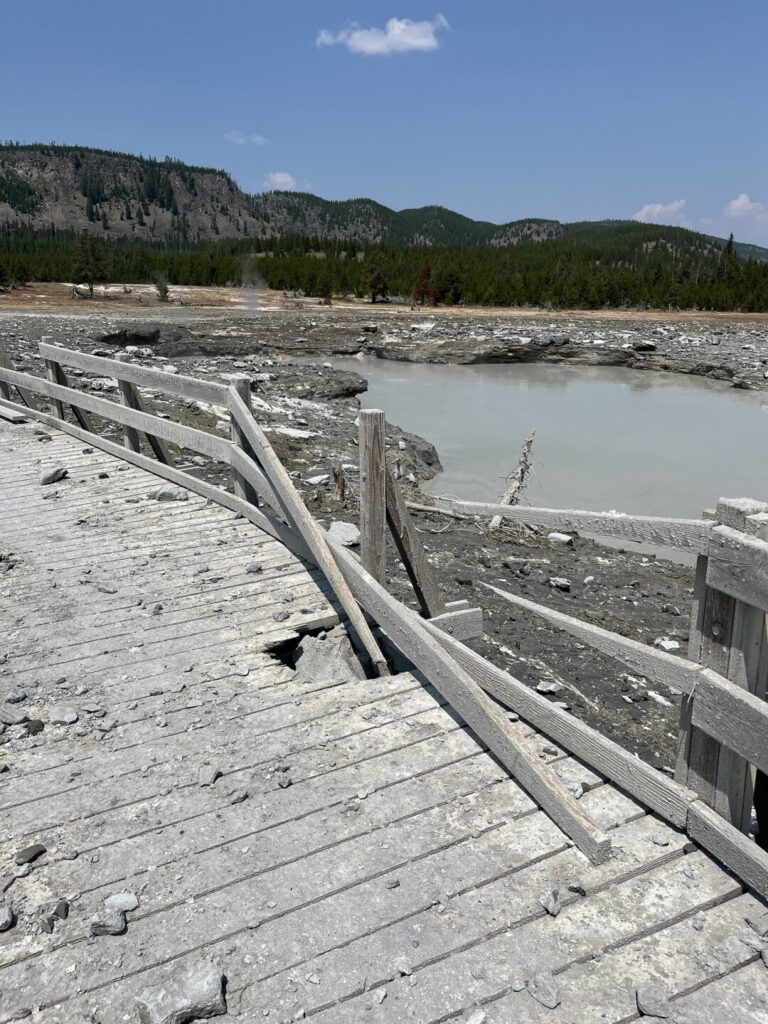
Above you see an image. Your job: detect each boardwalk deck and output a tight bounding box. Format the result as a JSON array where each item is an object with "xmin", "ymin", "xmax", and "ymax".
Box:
[{"xmin": 1, "ymin": 420, "xmax": 767, "ymax": 1023}]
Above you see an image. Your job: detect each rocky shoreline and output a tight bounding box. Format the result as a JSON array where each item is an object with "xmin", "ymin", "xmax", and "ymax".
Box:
[{"xmin": 0, "ymin": 300, "xmax": 727, "ymax": 771}]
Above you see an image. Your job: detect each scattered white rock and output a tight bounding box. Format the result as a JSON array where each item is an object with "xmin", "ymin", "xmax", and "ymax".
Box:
[
  {"xmin": 149, "ymin": 485, "xmax": 188, "ymax": 502},
  {"xmin": 327, "ymin": 520, "xmax": 361, "ymax": 548},
  {"xmin": 104, "ymin": 891, "xmax": 139, "ymax": 913},
  {"xmin": 654, "ymin": 637, "xmax": 680, "ymax": 652},
  {"xmin": 41, "ymin": 466, "xmax": 68, "ymax": 486},
  {"xmin": 547, "ymin": 531, "xmax": 574, "ymax": 546},
  {"xmin": 635, "ymin": 982, "xmax": 672, "ymax": 1018},
  {"xmin": 49, "ymin": 705, "xmax": 78, "ymax": 725},
  {"xmin": 135, "ymin": 959, "xmax": 226, "ymax": 1024},
  {"xmin": 548, "ymin": 577, "xmax": 572, "ymax": 592},
  {"xmin": 527, "ymin": 971, "xmax": 561, "ymax": 1008}
]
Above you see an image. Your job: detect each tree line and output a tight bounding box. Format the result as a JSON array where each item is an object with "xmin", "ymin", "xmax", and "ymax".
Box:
[{"xmin": 1, "ymin": 223, "xmax": 767, "ymax": 311}]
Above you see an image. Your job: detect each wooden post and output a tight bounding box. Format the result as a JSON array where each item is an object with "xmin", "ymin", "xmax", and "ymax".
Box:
[
  {"xmin": 44, "ymin": 358, "xmax": 65, "ymax": 420},
  {"xmin": 117, "ymin": 379, "xmax": 143, "ymax": 453},
  {"xmin": 385, "ymin": 464, "xmax": 445, "ymax": 617},
  {"xmin": 677, "ymin": 499, "xmax": 768, "ymax": 833},
  {"xmin": 117, "ymin": 378, "xmax": 171, "ymax": 464},
  {"xmin": 359, "ymin": 409, "xmax": 386, "ymax": 586},
  {"xmin": 44, "ymin": 357, "xmax": 93, "ymax": 431},
  {"xmin": 230, "ymin": 376, "xmax": 260, "ymax": 506}
]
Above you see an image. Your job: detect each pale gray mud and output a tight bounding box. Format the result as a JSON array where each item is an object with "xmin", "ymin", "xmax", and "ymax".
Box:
[{"xmin": 1, "ymin": 300, "xmax": 733, "ymax": 772}]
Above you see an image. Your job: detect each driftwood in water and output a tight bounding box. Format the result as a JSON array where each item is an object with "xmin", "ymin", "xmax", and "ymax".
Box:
[{"xmin": 489, "ymin": 429, "xmax": 535, "ymax": 531}]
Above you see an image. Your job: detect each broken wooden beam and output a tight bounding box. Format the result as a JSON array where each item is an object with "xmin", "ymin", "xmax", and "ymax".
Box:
[
  {"xmin": 227, "ymin": 385, "xmax": 389, "ymax": 677},
  {"xmin": 385, "ymin": 463, "xmax": 445, "ymax": 617},
  {"xmin": 479, "ymin": 581, "xmax": 702, "ymax": 695},
  {"xmin": 327, "ymin": 540, "xmax": 611, "ymax": 863},
  {"xmin": 428, "ymin": 497, "xmax": 713, "ymax": 554}
]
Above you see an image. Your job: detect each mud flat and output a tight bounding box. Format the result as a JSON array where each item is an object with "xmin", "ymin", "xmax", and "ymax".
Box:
[{"xmin": 2, "ymin": 294, "xmax": 749, "ymax": 771}]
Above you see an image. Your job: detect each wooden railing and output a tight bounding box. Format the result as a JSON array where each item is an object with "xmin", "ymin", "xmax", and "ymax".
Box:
[{"xmin": 3, "ymin": 345, "xmax": 768, "ymax": 895}]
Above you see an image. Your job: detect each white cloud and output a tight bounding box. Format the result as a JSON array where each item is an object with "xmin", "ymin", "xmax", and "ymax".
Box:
[
  {"xmin": 264, "ymin": 171, "xmax": 297, "ymax": 191},
  {"xmin": 225, "ymin": 130, "xmax": 268, "ymax": 145},
  {"xmin": 632, "ymin": 199, "xmax": 686, "ymax": 224},
  {"xmin": 724, "ymin": 192, "xmax": 767, "ymax": 220},
  {"xmin": 317, "ymin": 14, "xmax": 449, "ymax": 56}
]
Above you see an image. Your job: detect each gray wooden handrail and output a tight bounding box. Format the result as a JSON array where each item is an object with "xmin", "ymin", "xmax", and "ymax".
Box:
[{"xmin": 38, "ymin": 342, "xmax": 230, "ymax": 405}]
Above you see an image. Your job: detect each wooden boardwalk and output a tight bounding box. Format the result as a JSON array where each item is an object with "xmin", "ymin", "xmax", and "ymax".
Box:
[{"xmin": 1, "ymin": 419, "xmax": 767, "ymax": 1023}]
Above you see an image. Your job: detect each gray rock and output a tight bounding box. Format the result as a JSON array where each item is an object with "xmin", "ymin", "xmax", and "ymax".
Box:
[
  {"xmin": 0, "ymin": 903, "xmax": 15, "ymax": 931},
  {"xmin": 49, "ymin": 705, "xmax": 78, "ymax": 725},
  {"xmin": 548, "ymin": 576, "xmax": 572, "ymax": 592},
  {"xmin": 135, "ymin": 959, "xmax": 226, "ymax": 1024},
  {"xmin": 245, "ymin": 561, "xmax": 263, "ymax": 575},
  {"xmin": 150, "ymin": 485, "xmax": 188, "ymax": 502},
  {"xmin": 292, "ymin": 630, "xmax": 365, "ymax": 685},
  {"xmin": 90, "ymin": 907, "xmax": 126, "ymax": 936},
  {"xmin": 0, "ymin": 704, "xmax": 28, "ymax": 726},
  {"xmin": 636, "ymin": 983, "xmax": 672, "ymax": 1018},
  {"xmin": 198, "ymin": 765, "xmax": 221, "ymax": 787},
  {"xmin": 327, "ymin": 520, "xmax": 361, "ymax": 547},
  {"xmin": 41, "ymin": 465, "xmax": 68, "ymax": 485},
  {"xmin": 528, "ymin": 971, "xmax": 561, "ymax": 1008},
  {"xmin": 547, "ymin": 531, "xmax": 574, "ymax": 546},
  {"xmin": 538, "ymin": 889, "xmax": 561, "ymax": 917},
  {"xmin": 15, "ymin": 843, "xmax": 46, "ymax": 865},
  {"xmin": 536, "ymin": 680, "xmax": 563, "ymax": 695},
  {"xmin": 5, "ymin": 688, "xmax": 27, "ymax": 704},
  {"xmin": 104, "ymin": 891, "xmax": 139, "ymax": 913}
]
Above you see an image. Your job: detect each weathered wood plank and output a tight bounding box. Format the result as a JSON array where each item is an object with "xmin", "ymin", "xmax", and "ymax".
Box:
[
  {"xmin": 708, "ymin": 524, "xmax": 768, "ymax": 611},
  {"xmin": 429, "ymin": 496, "xmax": 713, "ymax": 553},
  {"xmin": 385, "ymin": 462, "xmax": 445, "ymax": 616},
  {"xmin": 304, "ymin": 853, "xmax": 737, "ymax": 1024},
  {"xmin": 693, "ymin": 667, "xmax": 768, "ymax": 777},
  {"xmin": 428, "ymin": 605, "xmax": 484, "ymax": 640},
  {"xmin": 480, "ymin": 581, "xmax": 702, "ymax": 694},
  {"xmin": 0, "ymin": 394, "xmax": 312, "ymax": 559},
  {"xmin": 714, "ymin": 601, "xmax": 768, "ymax": 829},
  {"xmin": 687, "ymin": 799, "xmax": 768, "ymax": 898},
  {"xmin": 0, "ymin": 399, "xmax": 26, "ymax": 422},
  {"xmin": 480, "ymin": 892, "xmax": 762, "ymax": 1024},
  {"xmin": 686, "ymin": 570, "xmax": 737, "ymax": 807},
  {"xmin": 38, "ymin": 341, "xmax": 230, "ymax": 405},
  {"xmin": 359, "ymin": 409, "xmax": 387, "ymax": 585}
]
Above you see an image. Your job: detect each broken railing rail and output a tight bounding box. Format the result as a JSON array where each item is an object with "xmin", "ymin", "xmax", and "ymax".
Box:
[
  {"xmin": 4, "ymin": 350, "xmax": 768, "ymax": 890},
  {"xmin": 426, "ymin": 495, "xmax": 714, "ymax": 554}
]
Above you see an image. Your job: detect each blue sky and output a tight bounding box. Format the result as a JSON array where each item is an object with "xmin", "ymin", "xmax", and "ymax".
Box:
[{"xmin": 3, "ymin": 1, "xmax": 768, "ymax": 243}]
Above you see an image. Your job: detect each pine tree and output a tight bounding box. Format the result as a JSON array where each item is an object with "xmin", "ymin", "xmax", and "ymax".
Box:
[
  {"xmin": 71, "ymin": 232, "xmax": 107, "ymax": 298},
  {"xmin": 365, "ymin": 253, "xmax": 388, "ymax": 303}
]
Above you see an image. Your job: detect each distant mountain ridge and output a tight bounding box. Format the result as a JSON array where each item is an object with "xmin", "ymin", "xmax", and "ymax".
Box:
[{"xmin": 0, "ymin": 142, "xmax": 765, "ymax": 262}]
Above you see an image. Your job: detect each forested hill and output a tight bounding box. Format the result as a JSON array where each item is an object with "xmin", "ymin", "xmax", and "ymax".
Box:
[
  {"xmin": 0, "ymin": 143, "xmax": 559, "ymax": 246},
  {"xmin": 2, "ymin": 143, "xmax": 768, "ymax": 310}
]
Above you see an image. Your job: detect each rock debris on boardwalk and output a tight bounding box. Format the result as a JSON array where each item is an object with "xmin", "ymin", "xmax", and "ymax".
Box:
[{"xmin": 1, "ymin": 403, "xmax": 767, "ymax": 1020}]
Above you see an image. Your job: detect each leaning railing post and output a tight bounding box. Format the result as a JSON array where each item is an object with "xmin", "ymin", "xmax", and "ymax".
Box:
[
  {"xmin": 117, "ymin": 378, "xmax": 143, "ymax": 453},
  {"xmin": 44, "ymin": 357, "xmax": 65, "ymax": 420},
  {"xmin": 230, "ymin": 376, "xmax": 260, "ymax": 506},
  {"xmin": 359, "ymin": 409, "xmax": 387, "ymax": 586}
]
